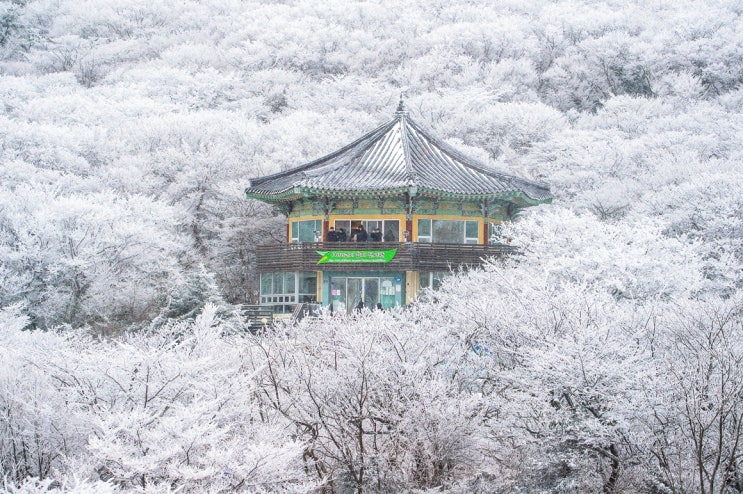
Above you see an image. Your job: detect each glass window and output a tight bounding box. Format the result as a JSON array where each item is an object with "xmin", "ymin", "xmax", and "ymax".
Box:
[
  {"xmin": 363, "ymin": 278, "xmax": 379, "ymax": 308},
  {"xmin": 465, "ymin": 221, "xmax": 478, "ymax": 241},
  {"xmin": 284, "ymin": 272, "xmax": 295, "ymax": 293},
  {"xmin": 432, "ymin": 272, "xmax": 449, "ymax": 290},
  {"xmin": 382, "ymin": 220, "xmax": 399, "ymax": 242},
  {"xmin": 417, "ymin": 219, "xmax": 481, "ymax": 244},
  {"xmin": 260, "ymin": 271, "xmax": 317, "ymax": 314},
  {"xmin": 328, "ymin": 276, "xmax": 400, "ymax": 313},
  {"xmin": 417, "ymin": 272, "xmax": 449, "ymax": 298},
  {"xmin": 330, "ymin": 278, "xmax": 347, "ymax": 314},
  {"xmin": 419, "ymin": 272, "xmax": 431, "ymax": 290},
  {"xmin": 272, "ymin": 273, "xmax": 284, "ymax": 294},
  {"xmin": 366, "ymin": 220, "xmax": 382, "ymax": 231},
  {"xmin": 379, "ymin": 278, "xmax": 396, "ymax": 309},
  {"xmin": 432, "ymin": 219, "xmax": 464, "ymax": 243},
  {"xmin": 299, "ymin": 272, "xmax": 316, "ymax": 294},
  {"xmin": 291, "ymin": 219, "xmax": 322, "ymax": 242},
  {"xmin": 465, "ymin": 220, "xmax": 479, "ymax": 244},
  {"xmin": 334, "ymin": 220, "xmax": 351, "ymax": 241},
  {"xmin": 333, "ymin": 219, "xmax": 399, "ymax": 242},
  {"xmin": 489, "ymin": 222, "xmax": 503, "ymax": 244},
  {"xmin": 260, "ymin": 273, "xmax": 272, "ymax": 295},
  {"xmin": 418, "ymin": 219, "xmax": 431, "ymax": 242}
]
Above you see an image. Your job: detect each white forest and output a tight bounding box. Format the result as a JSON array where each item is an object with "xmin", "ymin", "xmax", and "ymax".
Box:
[{"xmin": 0, "ymin": 0, "xmax": 742, "ymax": 492}]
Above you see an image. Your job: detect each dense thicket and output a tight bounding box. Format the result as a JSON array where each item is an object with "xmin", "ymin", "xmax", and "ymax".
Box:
[{"xmin": 0, "ymin": 0, "xmax": 741, "ymax": 492}]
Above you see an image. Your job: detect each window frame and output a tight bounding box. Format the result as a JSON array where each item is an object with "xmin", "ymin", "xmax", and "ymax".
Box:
[
  {"xmin": 260, "ymin": 271, "xmax": 317, "ymax": 313},
  {"xmin": 417, "ymin": 218, "xmax": 479, "ymax": 244},
  {"xmin": 291, "ymin": 219, "xmax": 323, "ymax": 242},
  {"xmin": 332, "ymin": 219, "xmax": 400, "ymax": 242}
]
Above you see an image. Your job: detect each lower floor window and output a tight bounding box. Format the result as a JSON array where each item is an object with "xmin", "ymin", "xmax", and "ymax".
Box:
[
  {"xmin": 489, "ymin": 222, "xmax": 505, "ymax": 244},
  {"xmin": 419, "ymin": 271, "xmax": 450, "ymax": 291},
  {"xmin": 260, "ymin": 271, "xmax": 317, "ymax": 313}
]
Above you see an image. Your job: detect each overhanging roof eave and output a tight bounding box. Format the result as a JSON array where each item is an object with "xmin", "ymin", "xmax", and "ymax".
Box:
[
  {"xmin": 246, "ymin": 185, "xmax": 551, "ymax": 206},
  {"xmin": 415, "ymin": 186, "xmax": 550, "ymax": 203}
]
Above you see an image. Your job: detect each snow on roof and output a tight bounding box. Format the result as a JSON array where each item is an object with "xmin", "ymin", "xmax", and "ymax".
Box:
[{"xmin": 245, "ymin": 102, "xmax": 551, "ymax": 205}]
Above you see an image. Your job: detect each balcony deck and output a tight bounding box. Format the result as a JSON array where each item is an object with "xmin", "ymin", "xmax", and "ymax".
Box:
[{"xmin": 254, "ymin": 241, "xmax": 517, "ymax": 273}]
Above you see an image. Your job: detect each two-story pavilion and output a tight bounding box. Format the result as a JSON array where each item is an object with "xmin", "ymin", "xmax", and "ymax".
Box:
[{"xmin": 245, "ymin": 102, "xmax": 551, "ymax": 315}]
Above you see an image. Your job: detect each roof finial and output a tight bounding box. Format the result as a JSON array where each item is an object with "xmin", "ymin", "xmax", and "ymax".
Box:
[{"xmin": 396, "ymin": 91, "xmax": 408, "ymax": 116}]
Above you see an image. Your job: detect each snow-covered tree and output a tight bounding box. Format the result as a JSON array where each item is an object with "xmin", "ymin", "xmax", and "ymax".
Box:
[{"xmin": 251, "ymin": 309, "xmax": 490, "ymax": 492}]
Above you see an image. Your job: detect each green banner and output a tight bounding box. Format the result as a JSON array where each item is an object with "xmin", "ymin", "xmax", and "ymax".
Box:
[{"xmin": 316, "ymin": 249, "xmax": 397, "ymax": 265}]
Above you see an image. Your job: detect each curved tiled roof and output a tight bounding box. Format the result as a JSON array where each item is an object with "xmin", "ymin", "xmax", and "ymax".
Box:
[{"xmin": 245, "ymin": 103, "xmax": 551, "ymax": 205}]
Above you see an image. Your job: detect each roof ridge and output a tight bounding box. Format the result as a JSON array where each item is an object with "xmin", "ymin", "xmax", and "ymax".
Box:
[{"xmin": 398, "ymin": 114, "xmax": 417, "ymax": 186}]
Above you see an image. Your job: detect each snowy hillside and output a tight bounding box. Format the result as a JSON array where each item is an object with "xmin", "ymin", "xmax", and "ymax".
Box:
[{"xmin": 0, "ymin": 0, "xmax": 741, "ymax": 492}]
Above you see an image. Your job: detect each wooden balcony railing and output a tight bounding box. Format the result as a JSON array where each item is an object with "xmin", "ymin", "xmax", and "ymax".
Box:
[{"xmin": 254, "ymin": 241, "xmax": 517, "ymax": 273}]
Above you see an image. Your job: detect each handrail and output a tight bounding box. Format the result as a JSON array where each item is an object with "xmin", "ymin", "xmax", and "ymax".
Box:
[{"xmin": 254, "ymin": 241, "xmax": 516, "ymax": 272}]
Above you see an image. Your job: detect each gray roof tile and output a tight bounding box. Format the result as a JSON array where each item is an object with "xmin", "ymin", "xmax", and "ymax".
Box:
[{"xmin": 246, "ymin": 104, "xmax": 551, "ymax": 204}]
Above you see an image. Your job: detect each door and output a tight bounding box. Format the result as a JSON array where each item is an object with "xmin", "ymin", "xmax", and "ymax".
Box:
[
  {"xmin": 363, "ymin": 278, "xmax": 379, "ymax": 309},
  {"xmin": 380, "ymin": 278, "xmax": 396, "ymax": 309},
  {"xmin": 331, "ymin": 278, "xmax": 347, "ymax": 314},
  {"xmin": 330, "ymin": 277, "xmax": 382, "ymax": 314},
  {"xmin": 347, "ymin": 278, "xmax": 363, "ymax": 313}
]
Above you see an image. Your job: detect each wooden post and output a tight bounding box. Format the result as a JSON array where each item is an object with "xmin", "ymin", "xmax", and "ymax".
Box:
[
  {"xmin": 482, "ymin": 198, "xmax": 489, "ymax": 245},
  {"xmin": 405, "ymin": 191, "xmax": 414, "ymax": 242}
]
